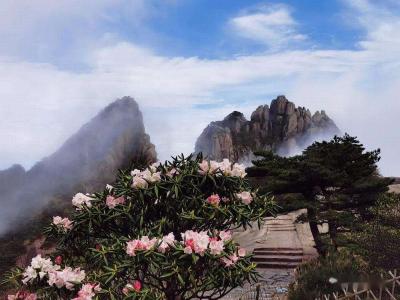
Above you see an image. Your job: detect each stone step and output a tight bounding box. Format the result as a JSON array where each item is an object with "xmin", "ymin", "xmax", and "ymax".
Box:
[
  {"xmin": 254, "ymin": 247, "xmax": 303, "ymax": 251},
  {"xmin": 252, "ymin": 255, "xmax": 303, "ymax": 263},
  {"xmin": 253, "ymin": 250, "xmax": 303, "ymax": 256},
  {"xmin": 255, "ymin": 261, "xmax": 300, "ymax": 269},
  {"xmin": 268, "ymin": 228, "xmax": 296, "ymax": 231}
]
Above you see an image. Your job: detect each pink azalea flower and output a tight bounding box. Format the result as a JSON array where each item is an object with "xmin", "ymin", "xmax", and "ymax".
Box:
[
  {"xmin": 219, "ymin": 230, "xmax": 232, "ymax": 242},
  {"xmin": 105, "ymin": 195, "xmax": 126, "ymax": 209},
  {"xmin": 221, "ymin": 254, "xmax": 239, "ymax": 267},
  {"xmin": 126, "ymin": 236, "xmax": 157, "ymax": 256},
  {"xmin": 181, "ymin": 230, "xmax": 210, "ymax": 256},
  {"xmin": 206, "ymin": 194, "xmax": 221, "ymax": 206},
  {"xmin": 158, "ymin": 233, "xmax": 175, "ymax": 253},
  {"xmin": 198, "ymin": 160, "xmax": 219, "ymax": 175},
  {"xmin": 54, "ymin": 255, "xmax": 63, "ymax": 265},
  {"xmin": 123, "ymin": 280, "xmax": 142, "ymax": 295},
  {"xmin": 133, "ymin": 280, "xmax": 142, "ymax": 292},
  {"xmin": 72, "ymin": 283, "xmax": 101, "ymax": 300},
  {"xmin": 166, "ymin": 168, "xmax": 179, "ymax": 178},
  {"xmin": 238, "ymin": 248, "xmax": 246, "ymax": 257},
  {"xmin": 209, "ymin": 239, "xmax": 224, "ymax": 255},
  {"xmin": 236, "ymin": 191, "xmax": 253, "ymax": 204},
  {"xmin": 72, "ymin": 193, "xmax": 93, "ymax": 210},
  {"xmin": 52, "ymin": 216, "xmax": 73, "ymax": 231}
]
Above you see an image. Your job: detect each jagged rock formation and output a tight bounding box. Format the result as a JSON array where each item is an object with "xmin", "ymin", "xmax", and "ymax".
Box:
[
  {"xmin": 0, "ymin": 96, "xmax": 156, "ymax": 235},
  {"xmin": 195, "ymin": 95, "xmax": 339, "ymax": 162}
]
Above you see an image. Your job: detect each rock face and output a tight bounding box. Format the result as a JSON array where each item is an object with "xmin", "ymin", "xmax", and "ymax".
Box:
[
  {"xmin": 0, "ymin": 96, "xmax": 156, "ymax": 235},
  {"xmin": 195, "ymin": 96, "xmax": 339, "ymax": 162}
]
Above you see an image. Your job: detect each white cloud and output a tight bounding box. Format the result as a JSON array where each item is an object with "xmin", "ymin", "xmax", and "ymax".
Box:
[
  {"xmin": 230, "ymin": 4, "xmax": 307, "ymax": 48},
  {"xmin": 0, "ymin": 0, "xmax": 399, "ymax": 176}
]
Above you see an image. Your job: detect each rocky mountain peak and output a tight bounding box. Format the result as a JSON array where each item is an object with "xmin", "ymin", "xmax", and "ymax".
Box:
[
  {"xmin": 0, "ymin": 97, "xmax": 157, "ymax": 235},
  {"xmin": 195, "ymin": 95, "xmax": 340, "ymax": 162}
]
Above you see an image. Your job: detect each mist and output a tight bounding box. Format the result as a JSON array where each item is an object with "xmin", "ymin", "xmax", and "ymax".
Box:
[{"xmin": 0, "ymin": 97, "xmax": 156, "ymax": 236}]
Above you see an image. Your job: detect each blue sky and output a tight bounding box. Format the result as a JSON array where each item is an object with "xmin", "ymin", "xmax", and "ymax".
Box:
[{"xmin": 0, "ymin": 0, "xmax": 399, "ymax": 175}]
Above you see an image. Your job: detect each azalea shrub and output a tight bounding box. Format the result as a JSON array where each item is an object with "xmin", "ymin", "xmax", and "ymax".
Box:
[{"xmin": 4, "ymin": 154, "xmax": 275, "ymax": 300}]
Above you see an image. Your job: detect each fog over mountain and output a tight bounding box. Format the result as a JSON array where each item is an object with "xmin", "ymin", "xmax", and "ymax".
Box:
[{"xmin": 0, "ymin": 97, "xmax": 156, "ymax": 235}]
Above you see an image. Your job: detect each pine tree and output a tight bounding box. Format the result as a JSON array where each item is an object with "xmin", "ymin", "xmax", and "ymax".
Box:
[
  {"xmin": 4, "ymin": 154, "xmax": 275, "ymax": 300},
  {"xmin": 247, "ymin": 134, "xmax": 392, "ymax": 255}
]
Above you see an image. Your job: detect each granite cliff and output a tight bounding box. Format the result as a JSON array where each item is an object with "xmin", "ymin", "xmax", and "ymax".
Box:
[
  {"xmin": 195, "ymin": 95, "xmax": 340, "ymax": 162},
  {"xmin": 0, "ymin": 96, "xmax": 156, "ymax": 235}
]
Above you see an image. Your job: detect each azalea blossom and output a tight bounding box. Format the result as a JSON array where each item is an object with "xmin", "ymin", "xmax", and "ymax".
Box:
[
  {"xmin": 230, "ymin": 163, "xmax": 247, "ymax": 178},
  {"xmin": 238, "ymin": 248, "xmax": 246, "ymax": 257},
  {"xmin": 221, "ymin": 254, "xmax": 239, "ymax": 267},
  {"xmin": 219, "ymin": 230, "xmax": 232, "ymax": 242},
  {"xmin": 131, "ymin": 176, "xmax": 148, "ymax": 189},
  {"xmin": 105, "ymin": 184, "xmax": 114, "ymax": 192},
  {"xmin": 123, "ymin": 280, "xmax": 142, "ymax": 295},
  {"xmin": 48, "ymin": 267, "xmax": 85, "ymax": 290},
  {"xmin": 72, "ymin": 283, "xmax": 101, "ymax": 300},
  {"xmin": 52, "ymin": 216, "xmax": 73, "ymax": 231},
  {"xmin": 166, "ymin": 167, "xmax": 179, "ymax": 178},
  {"xmin": 131, "ymin": 167, "xmax": 161, "ymax": 189},
  {"xmin": 181, "ymin": 230, "xmax": 210, "ymax": 256},
  {"xmin": 158, "ymin": 232, "xmax": 176, "ymax": 253},
  {"xmin": 198, "ymin": 160, "xmax": 219, "ymax": 175},
  {"xmin": 54, "ymin": 256, "xmax": 63, "ymax": 265},
  {"xmin": 236, "ymin": 191, "xmax": 253, "ymax": 204},
  {"xmin": 72, "ymin": 193, "xmax": 93, "ymax": 210},
  {"xmin": 209, "ymin": 238, "xmax": 224, "ymax": 255},
  {"xmin": 8, "ymin": 291, "xmax": 37, "ymax": 300},
  {"xmin": 22, "ymin": 255, "xmax": 60, "ymax": 284},
  {"xmin": 149, "ymin": 162, "xmax": 161, "ymax": 172},
  {"xmin": 126, "ymin": 236, "xmax": 158, "ymax": 256},
  {"xmin": 105, "ymin": 195, "xmax": 126, "ymax": 209},
  {"xmin": 206, "ymin": 194, "xmax": 221, "ymax": 206}
]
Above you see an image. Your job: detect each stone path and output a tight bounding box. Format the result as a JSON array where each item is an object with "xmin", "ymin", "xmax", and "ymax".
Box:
[
  {"xmin": 224, "ymin": 210, "xmax": 318, "ymax": 299},
  {"xmin": 252, "ymin": 215, "xmax": 303, "ymax": 269}
]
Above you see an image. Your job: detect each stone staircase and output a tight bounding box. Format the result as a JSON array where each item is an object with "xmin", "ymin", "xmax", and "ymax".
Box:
[{"xmin": 252, "ymin": 216, "xmax": 304, "ymax": 270}]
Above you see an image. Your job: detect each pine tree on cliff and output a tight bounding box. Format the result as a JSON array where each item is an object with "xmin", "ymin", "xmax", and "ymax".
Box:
[{"xmin": 247, "ymin": 134, "xmax": 393, "ymax": 255}]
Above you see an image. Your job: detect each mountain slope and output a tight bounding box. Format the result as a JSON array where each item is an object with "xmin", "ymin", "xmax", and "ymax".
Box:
[
  {"xmin": 0, "ymin": 96, "xmax": 156, "ymax": 235},
  {"xmin": 195, "ymin": 95, "xmax": 340, "ymax": 162}
]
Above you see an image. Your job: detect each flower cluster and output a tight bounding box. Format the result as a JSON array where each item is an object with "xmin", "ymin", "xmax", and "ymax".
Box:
[
  {"xmin": 221, "ymin": 248, "xmax": 246, "ymax": 267},
  {"xmin": 8, "ymin": 291, "xmax": 37, "ymax": 300},
  {"xmin": 158, "ymin": 232, "xmax": 176, "ymax": 253},
  {"xmin": 236, "ymin": 191, "xmax": 253, "ymax": 204},
  {"xmin": 21, "ymin": 255, "xmax": 86, "ymax": 291},
  {"xmin": 72, "ymin": 283, "xmax": 101, "ymax": 300},
  {"xmin": 206, "ymin": 192, "xmax": 253, "ymax": 206},
  {"xmin": 126, "ymin": 236, "xmax": 159, "ymax": 256},
  {"xmin": 122, "ymin": 280, "xmax": 142, "ymax": 295},
  {"xmin": 48, "ymin": 267, "xmax": 86, "ymax": 290},
  {"xmin": 105, "ymin": 195, "xmax": 125, "ymax": 209},
  {"xmin": 198, "ymin": 159, "xmax": 246, "ymax": 178},
  {"xmin": 125, "ymin": 231, "xmax": 235, "ymax": 258},
  {"xmin": 52, "ymin": 216, "xmax": 73, "ymax": 231},
  {"xmin": 22, "ymin": 255, "xmax": 60, "ymax": 284},
  {"xmin": 72, "ymin": 193, "xmax": 93, "ymax": 210},
  {"xmin": 181, "ymin": 230, "xmax": 233, "ymax": 256},
  {"xmin": 206, "ymin": 194, "xmax": 221, "ymax": 206},
  {"xmin": 131, "ymin": 164, "xmax": 162, "ymax": 189}
]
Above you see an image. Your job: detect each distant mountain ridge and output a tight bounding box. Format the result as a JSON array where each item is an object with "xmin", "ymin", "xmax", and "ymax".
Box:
[
  {"xmin": 195, "ymin": 95, "xmax": 340, "ymax": 162},
  {"xmin": 0, "ymin": 96, "xmax": 156, "ymax": 235}
]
